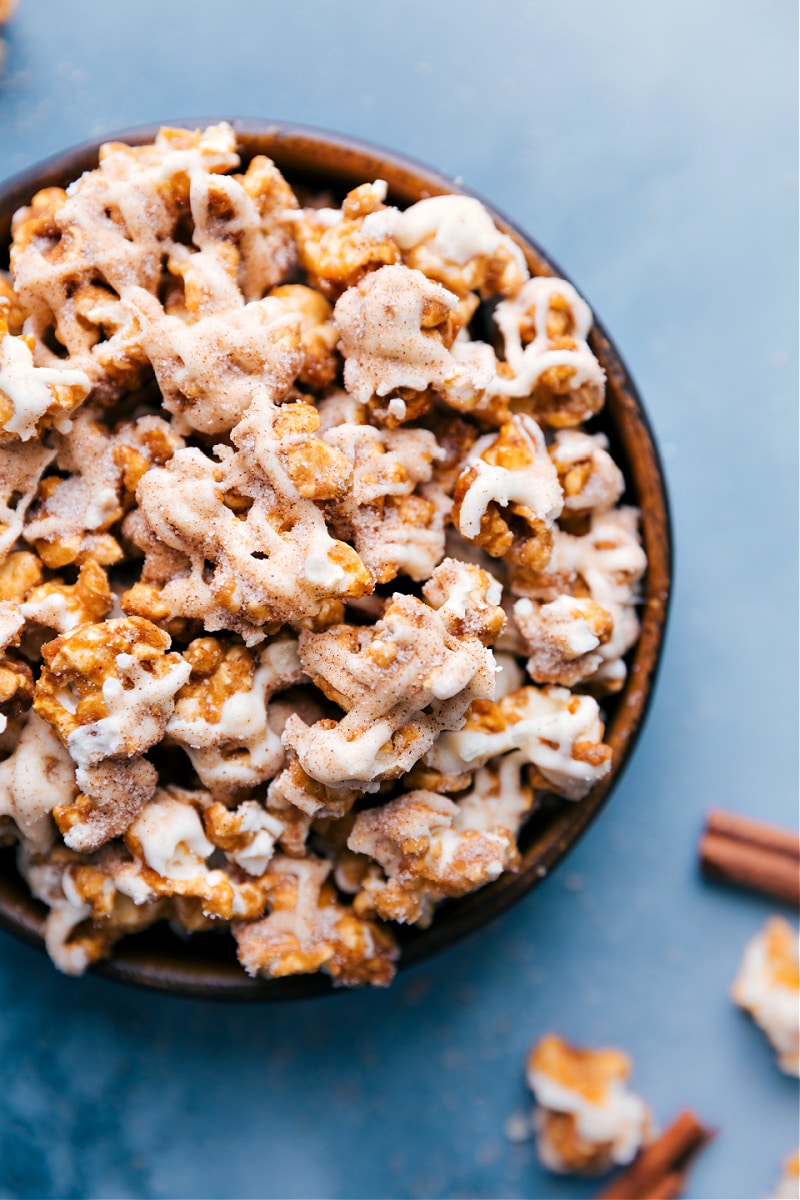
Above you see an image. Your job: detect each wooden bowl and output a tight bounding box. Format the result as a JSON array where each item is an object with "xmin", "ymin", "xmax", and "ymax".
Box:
[{"xmin": 0, "ymin": 121, "xmax": 672, "ymax": 999}]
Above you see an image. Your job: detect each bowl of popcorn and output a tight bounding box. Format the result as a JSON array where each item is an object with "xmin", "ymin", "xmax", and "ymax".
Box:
[{"xmin": 0, "ymin": 121, "xmax": 670, "ymax": 997}]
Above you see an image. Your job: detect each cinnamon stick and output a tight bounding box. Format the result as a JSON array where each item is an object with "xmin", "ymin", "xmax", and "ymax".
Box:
[
  {"xmin": 647, "ymin": 1171, "xmax": 686, "ymax": 1200},
  {"xmin": 594, "ymin": 1110, "xmax": 715, "ymax": 1200},
  {"xmin": 706, "ymin": 809, "xmax": 800, "ymax": 860},
  {"xmin": 700, "ymin": 811, "xmax": 800, "ymax": 906}
]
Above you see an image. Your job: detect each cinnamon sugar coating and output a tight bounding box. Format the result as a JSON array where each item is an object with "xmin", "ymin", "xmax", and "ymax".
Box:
[{"xmin": 0, "ymin": 124, "xmax": 644, "ymax": 985}]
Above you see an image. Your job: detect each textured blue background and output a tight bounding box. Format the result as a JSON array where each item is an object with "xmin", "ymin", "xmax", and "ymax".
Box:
[{"xmin": 0, "ymin": 2, "xmax": 797, "ymax": 1198}]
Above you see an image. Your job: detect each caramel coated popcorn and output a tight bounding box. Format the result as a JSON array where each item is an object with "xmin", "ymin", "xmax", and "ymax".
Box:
[
  {"xmin": 527, "ymin": 1033, "xmax": 653, "ymax": 1175},
  {"xmin": 0, "ymin": 124, "xmax": 645, "ymax": 986}
]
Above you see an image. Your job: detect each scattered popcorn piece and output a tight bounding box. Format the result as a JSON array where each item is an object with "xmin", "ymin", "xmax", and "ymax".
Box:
[
  {"xmin": 490, "ymin": 277, "xmax": 606, "ymax": 427},
  {"xmin": 452, "ymin": 414, "xmax": 563, "ymax": 572},
  {"xmin": 732, "ymin": 917, "xmax": 800, "ymax": 1076},
  {"xmin": 233, "ymin": 853, "xmax": 398, "ymax": 986},
  {"xmin": 283, "ymin": 591, "xmax": 496, "ymax": 788},
  {"xmin": 426, "ymin": 685, "xmax": 611, "ymax": 801},
  {"xmin": 772, "ymin": 1151, "xmax": 800, "ymax": 1200},
  {"xmin": 527, "ymin": 1033, "xmax": 653, "ymax": 1175}
]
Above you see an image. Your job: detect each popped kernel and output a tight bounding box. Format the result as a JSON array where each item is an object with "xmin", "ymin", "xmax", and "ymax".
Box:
[
  {"xmin": 233, "ymin": 854, "xmax": 398, "ymax": 986},
  {"xmin": 490, "ymin": 277, "xmax": 606, "ymax": 427},
  {"xmin": 452, "ymin": 414, "xmax": 563, "ymax": 571},
  {"xmin": 349, "ymin": 784, "xmax": 521, "ymax": 927},
  {"xmin": 527, "ymin": 1033, "xmax": 653, "ymax": 1175},
  {"xmin": 732, "ymin": 917, "xmax": 800, "ymax": 1076}
]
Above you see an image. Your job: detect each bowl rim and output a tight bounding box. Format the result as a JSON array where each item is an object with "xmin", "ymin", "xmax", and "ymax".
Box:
[{"xmin": 0, "ymin": 118, "xmax": 673, "ymax": 1000}]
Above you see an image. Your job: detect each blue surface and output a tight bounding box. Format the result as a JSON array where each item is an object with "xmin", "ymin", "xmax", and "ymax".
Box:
[{"xmin": 0, "ymin": 3, "xmax": 797, "ymax": 1198}]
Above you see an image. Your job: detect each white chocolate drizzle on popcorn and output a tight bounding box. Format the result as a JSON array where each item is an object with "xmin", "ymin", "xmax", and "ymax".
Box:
[
  {"xmin": 0, "ymin": 123, "xmax": 645, "ymax": 987},
  {"xmin": 527, "ymin": 1033, "xmax": 653, "ymax": 1175},
  {"xmin": 732, "ymin": 917, "xmax": 800, "ymax": 1076}
]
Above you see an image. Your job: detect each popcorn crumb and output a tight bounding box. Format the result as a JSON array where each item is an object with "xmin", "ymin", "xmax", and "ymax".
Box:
[{"xmin": 504, "ymin": 1112, "xmax": 533, "ymax": 1144}]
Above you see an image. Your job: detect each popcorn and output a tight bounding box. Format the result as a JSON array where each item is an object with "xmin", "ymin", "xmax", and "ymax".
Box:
[
  {"xmin": 425, "ymin": 685, "xmax": 612, "ymax": 801},
  {"xmin": 452, "ymin": 414, "xmax": 563, "ymax": 571},
  {"xmin": 513, "ymin": 595, "xmax": 614, "ymax": 687},
  {"xmin": 321, "ymin": 410, "xmax": 447, "ymax": 583},
  {"xmin": 0, "ymin": 438, "xmax": 54, "ymax": 560},
  {"xmin": 732, "ymin": 917, "xmax": 800, "ymax": 1076},
  {"xmin": 772, "ymin": 1152, "xmax": 800, "ymax": 1200},
  {"xmin": 21, "ymin": 559, "xmax": 112, "ymax": 634},
  {"xmin": 33, "ymin": 617, "xmax": 189, "ymax": 850},
  {"xmin": 361, "ymin": 193, "xmax": 529, "ymax": 299},
  {"xmin": 268, "ymin": 284, "xmax": 339, "ymax": 391},
  {"xmin": 490, "ymin": 277, "xmax": 606, "ymax": 427},
  {"xmin": 549, "ymin": 430, "xmax": 624, "ymax": 517},
  {"xmin": 349, "ymin": 781, "xmax": 523, "ymax": 926},
  {"xmin": 10, "ymin": 125, "xmax": 240, "ymax": 395},
  {"xmin": 527, "ymin": 1033, "xmax": 652, "ymax": 1175},
  {"xmin": 233, "ymin": 854, "xmax": 398, "ymax": 986},
  {"xmin": 511, "ymin": 508, "xmax": 647, "ymax": 692},
  {"xmin": 421, "ymin": 557, "xmax": 506, "ymax": 645},
  {"xmin": 121, "ymin": 788, "xmax": 272, "ymax": 919},
  {"xmin": 19, "ymin": 844, "xmax": 168, "ymax": 976},
  {"xmin": 334, "ymin": 264, "xmax": 495, "ymax": 409},
  {"xmin": 136, "ymin": 440, "xmax": 372, "ymax": 641},
  {"xmin": 0, "ymin": 711, "xmax": 74, "ymax": 850},
  {"xmin": 0, "ymin": 320, "xmax": 90, "ymax": 442},
  {"xmin": 126, "ymin": 289, "xmax": 303, "ymax": 435},
  {"xmin": 166, "ymin": 636, "xmax": 306, "ymax": 793},
  {"xmin": 0, "ymin": 125, "xmax": 644, "ymax": 984},
  {"xmin": 23, "ymin": 408, "xmax": 183, "ymax": 569},
  {"xmin": 203, "ymin": 799, "xmax": 284, "ymax": 876},
  {"xmin": 0, "ymin": 271, "xmax": 26, "ymax": 334},
  {"xmin": 283, "ymin": 589, "xmax": 498, "ymax": 788},
  {"xmin": 294, "ymin": 180, "xmax": 399, "ymax": 299},
  {"xmin": 34, "ymin": 616, "xmax": 190, "ymax": 767}
]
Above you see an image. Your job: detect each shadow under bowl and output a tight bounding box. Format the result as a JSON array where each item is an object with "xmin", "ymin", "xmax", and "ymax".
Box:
[{"xmin": 0, "ymin": 120, "xmax": 672, "ymax": 1000}]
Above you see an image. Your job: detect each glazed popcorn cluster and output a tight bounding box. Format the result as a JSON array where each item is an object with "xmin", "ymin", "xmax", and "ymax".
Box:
[{"xmin": 0, "ymin": 123, "xmax": 646, "ymax": 986}]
